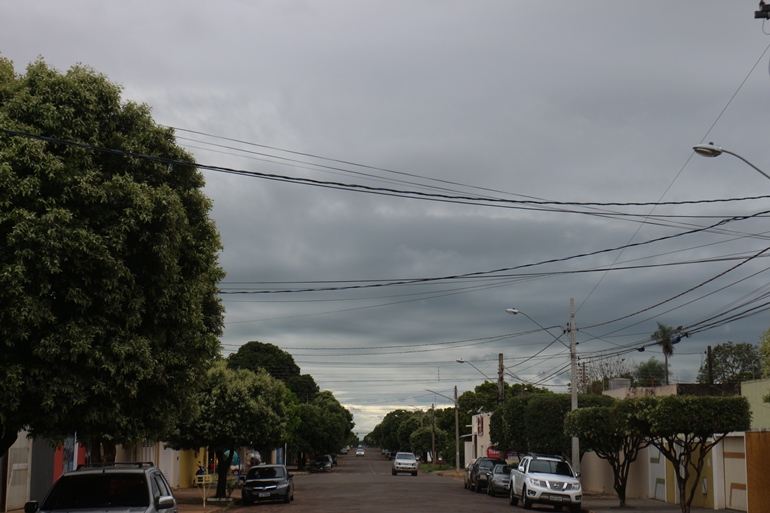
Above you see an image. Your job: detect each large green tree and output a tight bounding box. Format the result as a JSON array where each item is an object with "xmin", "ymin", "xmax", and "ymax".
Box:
[
  {"xmin": 633, "ymin": 357, "xmax": 667, "ymax": 387},
  {"xmin": 696, "ymin": 342, "xmax": 761, "ymax": 384},
  {"xmin": 633, "ymin": 395, "xmax": 751, "ymax": 513},
  {"xmin": 168, "ymin": 361, "xmax": 294, "ymax": 498},
  {"xmin": 494, "ymin": 393, "xmax": 613, "ymax": 459},
  {"xmin": 291, "ymin": 391, "xmax": 354, "ymax": 466},
  {"xmin": 490, "ymin": 384, "xmax": 552, "ymax": 455},
  {"xmin": 564, "ymin": 399, "xmax": 650, "ymax": 507},
  {"xmin": 227, "ymin": 341, "xmax": 319, "ymax": 402},
  {"xmin": 0, "ymin": 57, "xmax": 224, "ymax": 459}
]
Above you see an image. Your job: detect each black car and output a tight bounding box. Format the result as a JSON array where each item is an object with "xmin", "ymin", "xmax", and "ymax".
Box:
[
  {"xmin": 24, "ymin": 462, "xmax": 177, "ymax": 513},
  {"xmin": 241, "ymin": 465, "xmax": 294, "ymax": 505},
  {"xmin": 468, "ymin": 457, "xmax": 506, "ymax": 493}
]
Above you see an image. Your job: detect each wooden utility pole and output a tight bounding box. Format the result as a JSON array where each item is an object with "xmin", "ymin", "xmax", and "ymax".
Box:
[
  {"xmin": 498, "ymin": 353, "xmax": 504, "ymax": 404},
  {"xmin": 570, "ymin": 298, "xmax": 579, "ymax": 474}
]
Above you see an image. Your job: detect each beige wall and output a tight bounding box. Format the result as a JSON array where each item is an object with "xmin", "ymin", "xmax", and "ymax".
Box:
[
  {"xmin": 602, "ymin": 385, "xmax": 678, "ymax": 399},
  {"xmin": 721, "ymin": 435, "xmax": 747, "ymax": 511},
  {"xmin": 580, "ymin": 445, "xmax": 650, "ymax": 499},
  {"xmin": 741, "ymin": 378, "xmax": 770, "ymax": 429}
]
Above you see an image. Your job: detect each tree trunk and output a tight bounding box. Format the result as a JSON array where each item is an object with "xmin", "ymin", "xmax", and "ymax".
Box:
[
  {"xmin": 87, "ymin": 437, "xmax": 117, "ymax": 464},
  {"xmin": 214, "ymin": 449, "xmax": 235, "ymax": 498}
]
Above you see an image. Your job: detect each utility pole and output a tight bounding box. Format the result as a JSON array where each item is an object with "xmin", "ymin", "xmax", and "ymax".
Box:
[
  {"xmin": 431, "ymin": 403, "xmax": 436, "ymax": 465},
  {"xmin": 454, "ymin": 386, "xmax": 460, "ymax": 472},
  {"xmin": 498, "ymin": 353, "xmax": 504, "ymax": 404},
  {"xmin": 570, "ymin": 298, "xmax": 580, "ymax": 474}
]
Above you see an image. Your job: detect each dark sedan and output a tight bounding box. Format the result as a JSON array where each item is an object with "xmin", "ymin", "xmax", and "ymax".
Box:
[{"xmin": 241, "ymin": 465, "xmax": 294, "ymax": 505}]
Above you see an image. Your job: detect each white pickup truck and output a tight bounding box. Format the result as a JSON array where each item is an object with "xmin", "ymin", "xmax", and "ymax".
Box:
[{"xmin": 508, "ymin": 454, "xmax": 582, "ymax": 512}]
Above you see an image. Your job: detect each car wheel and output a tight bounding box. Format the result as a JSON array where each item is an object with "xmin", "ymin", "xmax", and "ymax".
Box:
[
  {"xmin": 522, "ymin": 487, "xmax": 533, "ymax": 509},
  {"xmin": 508, "ymin": 486, "xmax": 518, "ymax": 506},
  {"xmin": 569, "ymin": 505, "xmax": 580, "ymax": 513},
  {"xmin": 392, "ymin": 470, "xmax": 397, "ymax": 476},
  {"xmin": 412, "ymin": 471, "xmax": 417, "ymax": 476},
  {"xmin": 242, "ymin": 497, "xmax": 252, "ymax": 506}
]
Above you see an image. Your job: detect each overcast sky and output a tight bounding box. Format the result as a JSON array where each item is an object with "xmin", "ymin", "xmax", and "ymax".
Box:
[{"xmin": 4, "ymin": 1, "xmax": 770, "ymax": 435}]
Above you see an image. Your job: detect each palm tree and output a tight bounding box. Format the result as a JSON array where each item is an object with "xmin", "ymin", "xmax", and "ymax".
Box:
[{"xmin": 651, "ymin": 323, "xmax": 676, "ymax": 385}]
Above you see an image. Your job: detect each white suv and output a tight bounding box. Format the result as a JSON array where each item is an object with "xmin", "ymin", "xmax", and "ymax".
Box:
[
  {"xmin": 509, "ymin": 454, "xmax": 581, "ymax": 513},
  {"xmin": 391, "ymin": 452, "xmax": 418, "ymax": 476}
]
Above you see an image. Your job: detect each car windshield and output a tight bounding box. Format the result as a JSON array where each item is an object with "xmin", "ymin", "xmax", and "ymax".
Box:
[
  {"xmin": 478, "ymin": 460, "xmax": 500, "ymax": 469},
  {"xmin": 494, "ymin": 465, "xmax": 513, "ymax": 474},
  {"xmin": 42, "ymin": 474, "xmax": 149, "ymax": 510},
  {"xmin": 396, "ymin": 453, "xmax": 415, "ymax": 460},
  {"xmin": 529, "ymin": 459, "xmax": 574, "ymax": 477},
  {"xmin": 247, "ymin": 467, "xmax": 285, "ymax": 479}
]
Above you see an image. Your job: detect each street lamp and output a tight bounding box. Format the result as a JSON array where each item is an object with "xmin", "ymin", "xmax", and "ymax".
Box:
[
  {"xmin": 456, "ymin": 359, "xmax": 494, "ymax": 381},
  {"xmin": 507, "ymin": 303, "xmax": 580, "ymax": 473},
  {"xmin": 425, "ymin": 387, "xmax": 460, "ymax": 473},
  {"xmin": 693, "ymin": 143, "xmax": 770, "ymax": 181}
]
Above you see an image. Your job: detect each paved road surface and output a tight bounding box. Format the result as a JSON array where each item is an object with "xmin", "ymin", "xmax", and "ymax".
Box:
[{"xmin": 230, "ymin": 452, "xmax": 526, "ymax": 513}]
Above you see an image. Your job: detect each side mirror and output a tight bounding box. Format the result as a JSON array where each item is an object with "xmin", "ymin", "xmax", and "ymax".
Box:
[
  {"xmin": 156, "ymin": 496, "xmax": 175, "ymax": 509},
  {"xmin": 287, "ymin": 472, "xmax": 294, "ymax": 478},
  {"xmin": 574, "ymin": 472, "xmax": 581, "ymax": 478},
  {"xmin": 24, "ymin": 501, "xmax": 39, "ymax": 513}
]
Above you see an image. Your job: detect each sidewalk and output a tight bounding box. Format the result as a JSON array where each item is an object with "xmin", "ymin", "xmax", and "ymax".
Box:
[
  {"xmin": 174, "ymin": 486, "xmax": 229, "ymax": 513},
  {"xmin": 582, "ymin": 492, "xmax": 736, "ymax": 513}
]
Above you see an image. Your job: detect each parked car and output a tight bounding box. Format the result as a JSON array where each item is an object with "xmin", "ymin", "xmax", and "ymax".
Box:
[
  {"xmin": 241, "ymin": 464, "xmax": 294, "ymax": 505},
  {"xmin": 391, "ymin": 452, "xmax": 419, "ymax": 476},
  {"xmin": 463, "ymin": 461, "xmax": 475, "ymax": 489},
  {"xmin": 311, "ymin": 454, "xmax": 333, "ymax": 472},
  {"xmin": 468, "ymin": 457, "xmax": 506, "ymax": 493},
  {"xmin": 509, "ymin": 454, "xmax": 581, "ymax": 513},
  {"xmin": 24, "ymin": 462, "xmax": 177, "ymax": 513},
  {"xmin": 341, "ymin": 447, "xmax": 348, "ymax": 454},
  {"xmin": 486, "ymin": 463, "xmax": 514, "ymax": 496}
]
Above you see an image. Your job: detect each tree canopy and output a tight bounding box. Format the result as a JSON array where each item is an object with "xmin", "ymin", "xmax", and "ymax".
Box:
[
  {"xmin": 168, "ymin": 361, "xmax": 295, "ymax": 498},
  {"xmin": 227, "ymin": 340, "xmax": 319, "ymax": 401},
  {"xmin": 565, "ymin": 399, "xmax": 648, "ymax": 507},
  {"xmin": 633, "ymin": 357, "xmax": 667, "ymax": 387},
  {"xmin": 0, "ymin": 57, "xmax": 224, "ymax": 458},
  {"xmin": 292, "ymin": 391, "xmax": 354, "ymax": 459},
  {"xmin": 493, "ymin": 392, "xmax": 612, "ymax": 459},
  {"xmin": 696, "ymin": 342, "xmax": 761, "ymax": 384},
  {"xmin": 633, "ymin": 395, "xmax": 751, "ymax": 513}
]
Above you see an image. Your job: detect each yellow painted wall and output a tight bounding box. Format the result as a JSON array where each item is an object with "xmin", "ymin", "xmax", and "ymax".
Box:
[
  {"xmin": 741, "ymin": 378, "xmax": 770, "ymax": 429},
  {"xmin": 688, "ymin": 449, "xmax": 713, "ymax": 509},
  {"xmin": 178, "ymin": 448, "xmax": 207, "ymax": 489}
]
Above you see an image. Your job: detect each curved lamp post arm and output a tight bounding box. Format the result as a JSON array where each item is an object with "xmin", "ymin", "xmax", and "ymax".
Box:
[{"xmin": 693, "ymin": 144, "xmax": 770, "ymax": 181}]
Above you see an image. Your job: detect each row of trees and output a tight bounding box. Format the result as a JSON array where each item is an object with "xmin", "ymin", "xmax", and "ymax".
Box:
[
  {"xmin": 0, "ymin": 57, "xmax": 353, "ymax": 499},
  {"xmin": 565, "ymin": 395, "xmax": 750, "ymax": 513},
  {"xmin": 579, "ymin": 340, "xmax": 765, "ymax": 394},
  {"xmin": 170, "ymin": 341, "xmax": 355, "ymax": 498}
]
